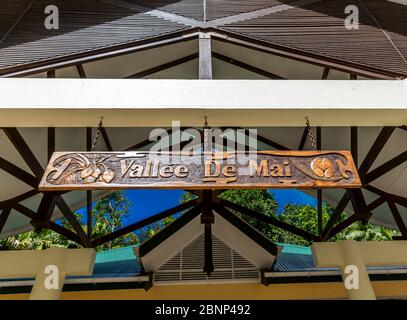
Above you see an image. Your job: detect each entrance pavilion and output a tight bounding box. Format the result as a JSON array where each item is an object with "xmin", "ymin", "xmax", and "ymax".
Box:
[{"xmin": 0, "ymin": 0, "xmax": 406, "ymax": 300}]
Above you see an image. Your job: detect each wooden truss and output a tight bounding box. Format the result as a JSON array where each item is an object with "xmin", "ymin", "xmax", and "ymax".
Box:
[{"xmin": 0, "ymin": 125, "xmax": 406, "ymax": 249}]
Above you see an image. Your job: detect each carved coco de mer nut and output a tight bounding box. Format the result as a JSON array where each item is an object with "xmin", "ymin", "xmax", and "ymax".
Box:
[{"xmin": 310, "ymin": 157, "xmax": 334, "ymax": 179}]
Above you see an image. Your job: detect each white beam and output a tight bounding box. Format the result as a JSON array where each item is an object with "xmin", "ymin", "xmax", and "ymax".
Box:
[
  {"xmin": 0, "ymin": 79, "xmax": 406, "ymax": 127},
  {"xmin": 312, "ymin": 240, "xmax": 407, "ymax": 300},
  {"xmin": 0, "ymin": 248, "xmax": 95, "ymax": 300},
  {"xmin": 312, "ymin": 240, "xmax": 407, "ymax": 267}
]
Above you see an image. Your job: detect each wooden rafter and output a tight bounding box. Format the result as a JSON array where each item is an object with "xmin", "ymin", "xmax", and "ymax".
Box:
[
  {"xmin": 101, "ymin": 127, "xmax": 113, "ymax": 151},
  {"xmin": 2, "ymin": 128, "xmax": 44, "ymax": 178},
  {"xmin": 30, "ymin": 193, "xmax": 57, "ymax": 229},
  {"xmin": 324, "ymin": 213, "xmax": 360, "ymax": 239},
  {"xmin": 0, "ymin": 30, "xmax": 198, "ymax": 78},
  {"xmin": 364, "ymin": 185, "xmax": 407, "ymax": 208},
  {"xmin": 76, "ymin": 64, "xmax": 87, "ymax": 78},
  {"xmin": 211, "ymin": 32, "xmax": 400, "ymax": 80},
  {"xmin": 388, "ymin": 201, "xmax": 407, "ymax": 237},
  {"xmin": 0, "ymin": 207, "xmax": 12, "ymax": 234},
  {"xmin": 316, "ymin": 127, "xmax": 322, "ymax": 236},
  {"xmin": 367, "ymin": 197, "xmax": 386, "ymax": 212},
  {"xmin": 55, "ymin": 196, "xmax": 89, "ymax": 247},
  {"xmin": 0, "ymin": 123, "xmax": 404, "ymax": 247},
  {"xmin": 91, "ymin": 198, "xmax": 200, "ymax": 247},
  {"xmin": 86, "ymin": 128, "xmax": 93, "ymax": 241},
  {"xmin": 358, "ymin": 127, "xmax": 395, "ymax": 176},
  {"xmin": 126, "ymin": 53, "xmax": 198, "ymax": 79},
  {"xmin": 217, "ymin": 198, "xmax": 319, "ymax": 242},
  {"xmin": 201, "ymin": 190, "xmax": 214, "ymax": 276},
  {"xmin": 364, "ymin": 151, "xmax": 407, "ymax": 184},
  {"xmin": 47, "ymin": 127, "xmax": 55, "ymax": 161},
  {"xmin": 348, "ymin": 189, "xmax": 372, "ymax": 222},
  {"xmin": 0, "ymin": 190, "xmax": 38, "ymax": 207},
  {"xmin": 212, "ymin": 52, "xmax": 285, "ymax": 79},
  {"xmin": 351, "ymin": 126, "xmax": 358, "ymax": 167},
  {"xmin": 298, "ymin": 127, "xmax": 308, "ymax": 150},
  {"xmin": 0, "ymin": 156, "xmax": 38, "ymax": 188},
  {"xmin": 12, "ymin": 203, "xmax": 36, "ymax": 220},
  {"xmin": 47, "ymin": 70, "xmax": 55, "ymax": 78},
  {"xmin": 321, "ymin": 67, "xmax": 330, "ymax": 79},
  {"xmin": 321, "ymin": 191, "xmax": 350, "ymax": 240}
]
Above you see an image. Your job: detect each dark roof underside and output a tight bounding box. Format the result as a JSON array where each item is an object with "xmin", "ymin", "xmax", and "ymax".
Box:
[
  {"xmin": 0, "ymin": 0, "xmax": 406, "ymax": 77},
  {"xmin": 220, "ymin": 0, "xmax": 407, "ymax": 76},
  {"xmin": 0, "ymin": 0, "xmax": 191, "ymax": 70}
]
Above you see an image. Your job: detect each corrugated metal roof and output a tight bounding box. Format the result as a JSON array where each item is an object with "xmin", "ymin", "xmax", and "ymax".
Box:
[
  {"xmin": 93, "ymin": 243, "xmax": 407, "ymax": 275},
  {"xmin": 1, "ymin": 0, "xmax": 407, "ymax": 76},
  {"xmin": 2, "ymin": 243, "xmax": 407, "ymax": 284},
  {"xmin": 220, "ymin": 0, "xmax": 407, "ymax": 76},
  {"xmin": 92, "ymin": 245, "xmax": 142, "ymax": 277},
  {"xmin": 96, "ymin": 243, "xmax": 407, "ymax": 275},
  {"xmin": 277, "ymin": 242, "xmax": 312, "ymax": 255},
  {"xmin": 95, "ymin": 245, "xmax": 138, "ymax": 263},
  {"xmin": 130, "ymin": 0, "xmax": 205, "ymax": 21},
  {"xmin": 99, "ymin": 243, "xmax": 320, "ymax": 276},
  {"xmin": 205, "ymin": 0, "xmax": 297, "ymax": 21},
  {"xmin": 0, "ymin": 0, "xmax": 191, "ymax": 70}
]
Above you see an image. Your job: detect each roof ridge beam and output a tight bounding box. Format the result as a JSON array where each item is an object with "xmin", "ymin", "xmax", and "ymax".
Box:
[
  {"xmin": 206, "ymin": 0, "xmax": 322, "ymax": 28},
  {"xmin": 99, "ymin": 0, "xmax": 205, "ymax": 27},
  {"xmin": 99, "ymin": 0, "xmax": 322, "ymax": 30},
  {"xmin": 358, "ymin": 0, "xmax": 407, "ymax": 68}
]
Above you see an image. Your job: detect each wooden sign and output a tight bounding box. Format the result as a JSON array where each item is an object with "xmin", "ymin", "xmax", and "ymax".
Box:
[{"xmin": 39, "ymin": 151, "xmax": 361, "ymax": 191}]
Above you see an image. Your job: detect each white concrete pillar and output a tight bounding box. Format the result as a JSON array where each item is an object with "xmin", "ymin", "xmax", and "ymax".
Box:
[
  {"xmin": 0, "ymin": 247, "xmax": 95, "ymax": 300},
  {"xmin": 312, "ymin": 240, "xmax": 407, "ymax": 300},
  {"xmin": 338, "ymin": 240, "xmax": 376, "ymax": 300},
  {"xmin": 29, "ymin": 248, "xmax": 67, "ymax": 300}
]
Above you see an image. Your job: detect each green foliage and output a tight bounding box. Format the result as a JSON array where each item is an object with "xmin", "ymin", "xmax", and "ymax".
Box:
[
  {"xmin": 90, "ymin": 191, "xmax": 138, "ymax": 250},
  {"xmin": 0, "ymin": 191, "xmax": 139, "ymax": 251},
  {"xmin": 180, "ymin": 192, "xmax": 199, "ymax": 203},
  {"xmin": 343, "ymin": 222, "xmax": 397, "ymax": 241},
  {"xmin": 273, "ymin": 203, "xmax": 348, "ymax": 245},
  {"xmin": 137, "ymin": 216, "xmax": 176, "ymax": 243},
  {"xmin": 1, "ymin": 189, "xmax": 399, "ymax": 252},
  {"xmin": 184, "ymin": 189, "xmax": 398, "ymax": 246},
  {"xmin": 0, "ymin": 228, "xmax": 78, "ymax": 250},
  {"xmin": 219, "ymin": 189, "xmax": 280, "ymax": 240}
]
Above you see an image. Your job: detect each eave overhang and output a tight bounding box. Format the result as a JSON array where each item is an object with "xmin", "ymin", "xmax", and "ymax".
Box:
[{"xmin": 0, "ymin": 78, "xmax": 406, "ymax": 127}]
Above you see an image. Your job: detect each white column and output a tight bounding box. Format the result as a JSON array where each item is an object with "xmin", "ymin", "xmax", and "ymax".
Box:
[
  {"xmin": 0, "ymin": 248, "xmax": 96, "ymax": 300},
  {"xmin": 338, "ymin": 240, "xmax": 376, "ymax": 300},
  {"xmin": 312, "ymin": 240, "xmax": 407, "ymax": 300},
  {"xmin": 29, "ymin": 248, "xmax": 67, "ymax": 300}
]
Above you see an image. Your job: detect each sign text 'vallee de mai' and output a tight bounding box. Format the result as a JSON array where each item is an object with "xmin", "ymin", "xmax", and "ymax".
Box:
[{"xmin": 38, "ymin": 151, "xmax": 361, "ymax": 191}]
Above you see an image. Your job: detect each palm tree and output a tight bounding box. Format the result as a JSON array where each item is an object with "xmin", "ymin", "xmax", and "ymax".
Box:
[
  {"xmin": 0, "ymin": 229, "xmax": 77, "ymax": 250},
  {"xmin": 345, "ymin": 222, "xmax": 396, "ymax": 241},
  {"xmin": 0, "ymin": 191, "xmax": 139, "ymax": 251}
]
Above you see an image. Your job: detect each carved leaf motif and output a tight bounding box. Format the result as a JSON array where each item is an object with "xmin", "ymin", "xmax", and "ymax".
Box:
[
  {"xmin": 311, "ymin": 157, "xmax": 334, "ymax": 179},
  {"xmin": 49, "ymin": 158, "xmax": 72, "ymax": 180}
]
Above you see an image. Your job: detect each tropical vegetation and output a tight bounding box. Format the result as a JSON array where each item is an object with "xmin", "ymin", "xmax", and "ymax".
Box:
[{"xmin": 0, "ymin": 189, "xmax": 398, "ymax": 251}]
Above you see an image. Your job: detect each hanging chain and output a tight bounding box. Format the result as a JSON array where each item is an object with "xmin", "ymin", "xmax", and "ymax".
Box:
[
  {"xmin": 305, "ymin": 116, "xmax": 317, "ymax": 151},
  {"xmin": 203, "ymin": 115, "xmax": 210, "ymax": 152},
  {"xmin": 91, "ymin": 116, "xmax": 104, "ymax": 152}
]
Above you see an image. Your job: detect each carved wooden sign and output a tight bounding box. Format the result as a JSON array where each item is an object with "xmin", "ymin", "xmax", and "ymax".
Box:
[{"xmin": 38, "ymin": 151, "xmax": 361, "ymax": 191}]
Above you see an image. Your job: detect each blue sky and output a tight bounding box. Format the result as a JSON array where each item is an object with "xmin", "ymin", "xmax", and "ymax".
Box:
[
  {"xmin": 118, "ymin": 189, "xmax": 317, "ymax": 225},
  {"xmin": 76, "ymin": 189, "xmax": 317, "ymax": 226}
]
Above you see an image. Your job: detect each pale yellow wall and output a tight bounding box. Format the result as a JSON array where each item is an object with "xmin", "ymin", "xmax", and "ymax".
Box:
[{"xmin": 1, "ymin": 281, "xmax": 407, "ymax": 300}]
